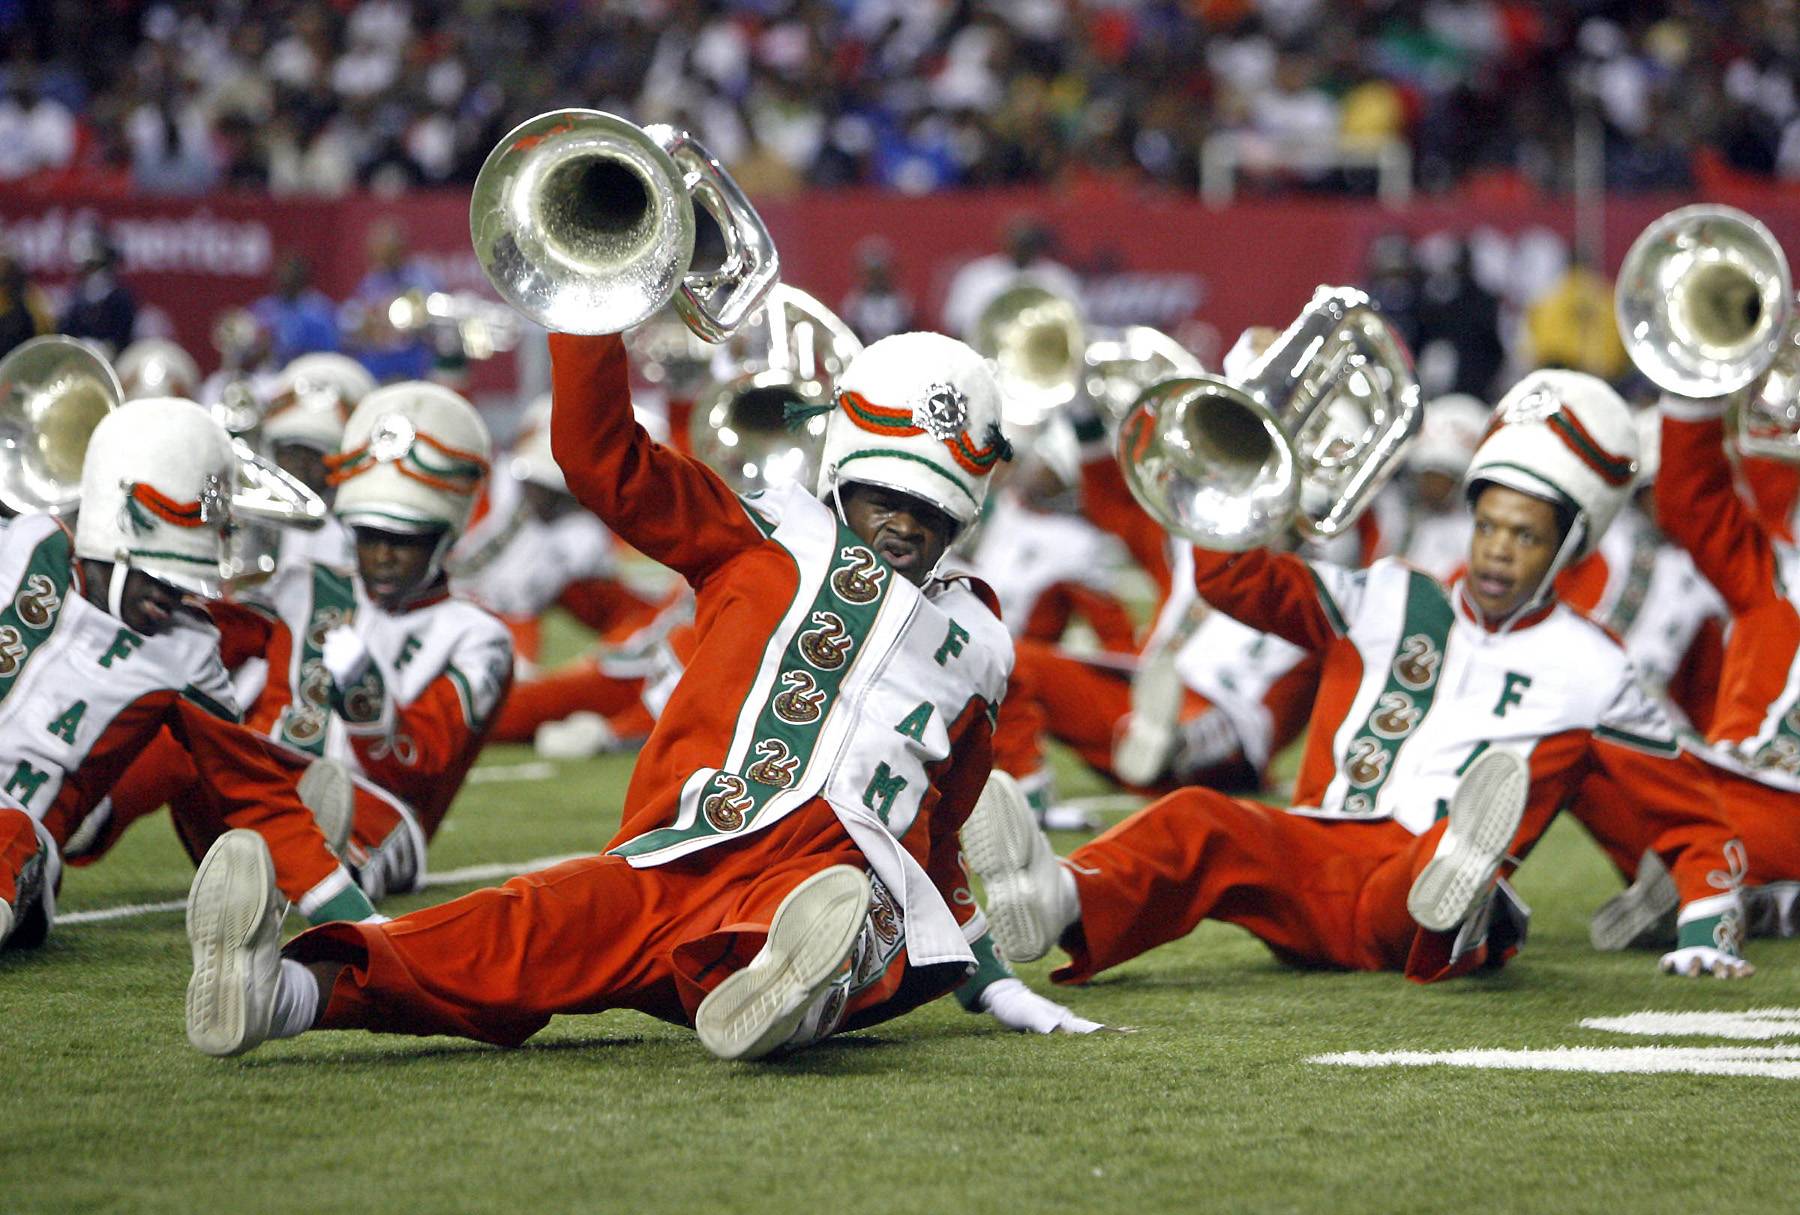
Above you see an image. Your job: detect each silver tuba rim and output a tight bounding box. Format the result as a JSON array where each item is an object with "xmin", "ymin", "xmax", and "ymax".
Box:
[
  {"xmin": 470, "ymin": 108, "xmax": 778, "ymax": 341},
  {"xmin": 0, "ymin": 334, "xmax": 123, "ymax": 517},
  {"xmin": 1616, "ymin": 203, "xmax": 1793, "ymax": 398}
]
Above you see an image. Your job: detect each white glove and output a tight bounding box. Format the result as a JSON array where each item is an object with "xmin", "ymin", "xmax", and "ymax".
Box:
[
  {"xmin": 979, "ymin": 977, "xmax": 1102, "ymax": 1034},
  {"xmin": 1657, "ymin": 945, "xmax": 1755, "ymax": 979},
  {"xmin": 320, "ymin": 626, "xmax": 373, "ymax": 688}
]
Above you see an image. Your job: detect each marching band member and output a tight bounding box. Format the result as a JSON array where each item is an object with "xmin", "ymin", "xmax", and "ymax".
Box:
[
  {"xmin": 222, "ymin": 383, "xmax": 514, "ymax": 899},
  {"xmin": 967, "ymin": 369, "xmax": 1755, "ymax": 987},
  {"xmin": 1, "ymin": 399, "xmax": 376, "ymax": 950},
  {"xmin": 1634, "ymin": 361, "xmax": 1800, "ymax": 942},
  {"xmin": 183, "ymin": 326, "xmax": 1103, "ymax": 1060}
]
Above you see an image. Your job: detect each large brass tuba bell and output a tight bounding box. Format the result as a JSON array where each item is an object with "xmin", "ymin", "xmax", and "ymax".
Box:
[
  {"xmin": 972, "ymin": 282, "xmax": 1085, "ymax": 427},
  {"xmin": 688, "ymin": 285, "xmax": 861, "ymax": 496},
  {"xmin": 470, "ymin": 109, "xmax": 778, "ymax": 341},
  {"xmin": 0, "ymin": 335, "xmax": 122, "ymax": 516},
  {"xmin": 1116, "ymin": 286, "xmax": 1420, "ymax": 551},
  {"xmin": 1616, "ymin": 204, "xmax": 1793, "ymax": 397}
]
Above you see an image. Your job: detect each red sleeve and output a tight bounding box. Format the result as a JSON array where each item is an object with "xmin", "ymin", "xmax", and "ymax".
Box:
[
  {"xmin": 549, "ymin": 332, "xmax": 763, "ymax": 587},
  {"xmin": 346, "ymin": 669, "xmax": 507, "ymax": 801},
  {"xmin": 209, "ymin": 599, "xmax": 277, "ymax": 672},
  {"xmin": 1658, "ymin": 414, "xmax": 1783, "ymax": 616},
  {"xmin": 1079, "ymin": 452, "xmax": 1172, "ymax": 600},
  {"xmin": 1191, "ymin": 547, "xmax": 1342, "ymax": 654},
  {"xmin": 556, "ymin": 576, "xmax": 660, "ymax": 638}
]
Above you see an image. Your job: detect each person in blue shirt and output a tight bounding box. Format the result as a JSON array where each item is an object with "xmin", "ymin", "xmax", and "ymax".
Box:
[{"xmin": 250, "ymin": 254, "xmax": 340, "ymax": 368}]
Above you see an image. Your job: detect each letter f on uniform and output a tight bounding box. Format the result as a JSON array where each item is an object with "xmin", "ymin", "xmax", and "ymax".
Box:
[{"xmin": 1494, "ymin": 671, "xmax": 1532, "ymax": 717}]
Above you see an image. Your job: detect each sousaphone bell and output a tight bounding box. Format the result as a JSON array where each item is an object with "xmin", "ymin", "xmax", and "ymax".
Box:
[
  {"xmin": 1117, "ymin": 286, "xmax": 1421, "ymax": 551},
  {"xmin": 0, "ymin": 335, "xmax": 122, "ymax": 516},
  {"xmin": 471, "ymin": 109, "xmax": 778, "ymax": 340}
]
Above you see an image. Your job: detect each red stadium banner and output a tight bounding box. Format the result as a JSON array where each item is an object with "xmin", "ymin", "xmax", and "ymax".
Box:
[{"xmin": 5, "ymin": 184, "xmax": 1800, "ymax": 393}]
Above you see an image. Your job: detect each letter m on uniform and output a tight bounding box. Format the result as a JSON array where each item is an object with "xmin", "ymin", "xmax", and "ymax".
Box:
[{"xmin": 862, "ymin": 763, "xmax": 909, "ymax": 823}]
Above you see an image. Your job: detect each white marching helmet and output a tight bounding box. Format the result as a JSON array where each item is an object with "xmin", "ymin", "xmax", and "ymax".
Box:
[
  {"xmin": 1464, "ymin": 368, "xmax": 1639, "ymax": 603},
  {"xmin": 330, "ymin": 381, "xmax": 491, "ymax": 537},
  {"xmin": 508, "ymin": 393, "xmax": 565, "ymax": 493},
  {"xmin": 75, "ymin": 397, "xmax": 236, "ymax": 607},
  {"xmin": 263, "ymin": 353, "xmax": 377, "ymax": 453},
  {"xmin": 114, "ymin": 339, "xmax": 201, "ymax": 401},
  {"xmin": 817, "ymin": 331, "xmax": 1011, "ymax": 531},
  {"xmin": 1407, "ymin": 393, "xmax": 1491, "ymax": 479}
]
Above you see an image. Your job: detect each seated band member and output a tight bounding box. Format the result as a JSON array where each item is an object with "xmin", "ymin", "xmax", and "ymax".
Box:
[
  {"xmin": 259, "ymin": 352, "xmax": 377, "ymax": 571},
  {"xmin": 0, "ymin": 399, "xmax": 374, "ymax": 951},
  {"xmin": 182, "ymin": 326, "xmax": 1101, "ymax": 1060},
  {"xmin": 1630, "ymin": 364, "xmax": 1800, "ymax": 941},
  {"xmin": 967, "ymin": 369, "xmax": 1753, "ymax": 986}
]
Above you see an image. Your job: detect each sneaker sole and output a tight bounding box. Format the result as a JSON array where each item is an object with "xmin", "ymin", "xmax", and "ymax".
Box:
[
  {"xmin": 1589, "ymin": 851, "xmax": 1678, "ymax": 951},
  {"xmin": 1407, "ymin": 751, "xmax": 1529, "ymax": 933},
  {"xmin": 297, "ymin": 759, "xmax": 354, "ymax": 859},
  {"xmin": 185, "ymin": 830, "xmax": 282, "ymax": 1058},
  {"xmin": 961, "ymin": 774, "xmax": 1057, "ymax": 963},
  {"xmin": 695, "ymin": 866, "xmax": 870, "ymax": 1061}
]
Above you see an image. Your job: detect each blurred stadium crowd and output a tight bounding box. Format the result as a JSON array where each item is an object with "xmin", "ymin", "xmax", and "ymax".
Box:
[{"xmin": 2, "ymin": 0, "xmax": 1797, "ymax": 198}]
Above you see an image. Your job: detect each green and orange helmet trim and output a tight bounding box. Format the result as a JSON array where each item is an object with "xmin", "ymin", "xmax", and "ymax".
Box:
[
  {"xmin": 325, "ymin": 415, "xmax": 490, "ymax": 498},
  {"xmin": 836, "ymin": 387, "xmax": 1013, "ymax": 478}
]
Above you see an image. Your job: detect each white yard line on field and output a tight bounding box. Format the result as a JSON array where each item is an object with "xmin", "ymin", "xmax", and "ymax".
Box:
[
  {"xmin": 58, "ymin": 852, "xmax": 591, "ymax": 926},
  {"xmin": 1311, "ymin": 1045, "xmax": 1800, "ymax": 1079},
  {"xmin": 466, "ymin": 761, "xmax": 560, "ymax": 784}
]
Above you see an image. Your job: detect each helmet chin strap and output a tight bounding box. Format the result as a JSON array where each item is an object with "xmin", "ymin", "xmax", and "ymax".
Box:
[{"xmin": 107, "ymin": 559, "xmax": 132, "ymax": 621}]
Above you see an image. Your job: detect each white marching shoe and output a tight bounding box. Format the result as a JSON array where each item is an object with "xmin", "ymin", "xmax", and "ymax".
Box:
[
  {"xmin": 1407, "ymin": 749, "xmax": 1529, "ymax": 933},
  {"xmin": 297, "ymin": 758, "xmax": 355, "ymax": 860},
  {"xmin": 1590, "ymin": 849, "xmax": 1678, "ymax": 951},
  {"xmin": 961, "ymin": 770, "xmax": 1068, "ymax": 963},
  {"xmin": 695, "ymin": 865, "xmax": 870, "ymax": 1061},
  {"xmin": 186, "ymin": 830, "xmax": 286, "ymax": 1057}
]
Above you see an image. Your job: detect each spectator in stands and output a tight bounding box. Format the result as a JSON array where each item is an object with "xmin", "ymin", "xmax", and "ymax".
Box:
[
  {"xmin": 57, "ymin": 227, "xmax": 135, "ymax": 358},
  {"xmin": 0, "ymin": 251, "xmax": 51, "ymax": 359},
  {"xmin": 251, "ymin": 254, "xmax": 340, "ymax": 368}
]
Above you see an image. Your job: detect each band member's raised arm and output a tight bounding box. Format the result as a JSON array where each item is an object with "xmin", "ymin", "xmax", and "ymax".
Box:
[
  {"xmin": 1656, "ymin": 401, "xmax": 1781, "ymax": 617},
  {"xmin": 1190, "ymin": 546, "xmax": 1353, "ymax": 655},
  {"xmin": 549, "ymin": 331, "xmax": 763, "ymax": 586}
]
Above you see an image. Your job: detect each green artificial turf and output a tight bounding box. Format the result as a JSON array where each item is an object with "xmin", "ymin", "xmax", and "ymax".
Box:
[{"xmin": 5, "ymin": 615, "xmax": 1799, "ymax": 1214}]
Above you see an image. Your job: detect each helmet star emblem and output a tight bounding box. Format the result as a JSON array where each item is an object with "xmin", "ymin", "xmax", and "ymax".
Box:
[{"xmin": 912, "ymin": 382, "xmax": 968, "ymax": 441}]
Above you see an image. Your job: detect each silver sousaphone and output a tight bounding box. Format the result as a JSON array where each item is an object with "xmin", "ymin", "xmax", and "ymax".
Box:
[
  {"xmin": 470, "ymin": 108, "xmax": 779, "ymax": 340},
  {"xmin": 1116, "ymin": 286, "xmax": 1421, "ymax": 551},
  {"xmin": 0, "ymin": 335, "xmax": 122, "ymax": 516},
  {"xmin": 1616, "ymin": 204, "xmax": 1793, "ymax": 399},
  {"xmin": 689, "ymin": 285, "xmax": 861, "ymax": 496}
]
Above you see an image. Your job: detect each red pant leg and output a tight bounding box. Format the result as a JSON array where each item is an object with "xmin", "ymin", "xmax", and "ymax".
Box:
[
  {"xmin": 1711, "ymin": 767, "xmax": 1800, "ymax": 887},
  {"xmin": 1571, "ymin": 765, "xmax": 1758, "ymax": 905},
  {"xmin": 65, "ymin": 729, "xmax": 197, "ymax": 865},
  {"xmin": 167, "ymin": 705, "xmax": 352, "ymax": 910},
  {"xmin": 0, "ymin": 805, "xmax": 42, "ymax": 909},
  {"xmin": 489, "ymin": 658, "xmax": 649, "ymax": 743},
  {"xmin": 1053, "ymin": 788, "xmax": 1422, "ymax": 983},
  {"xmin": 288, "ymin": 800, "xmax": 871, "ymax": 1046}
]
